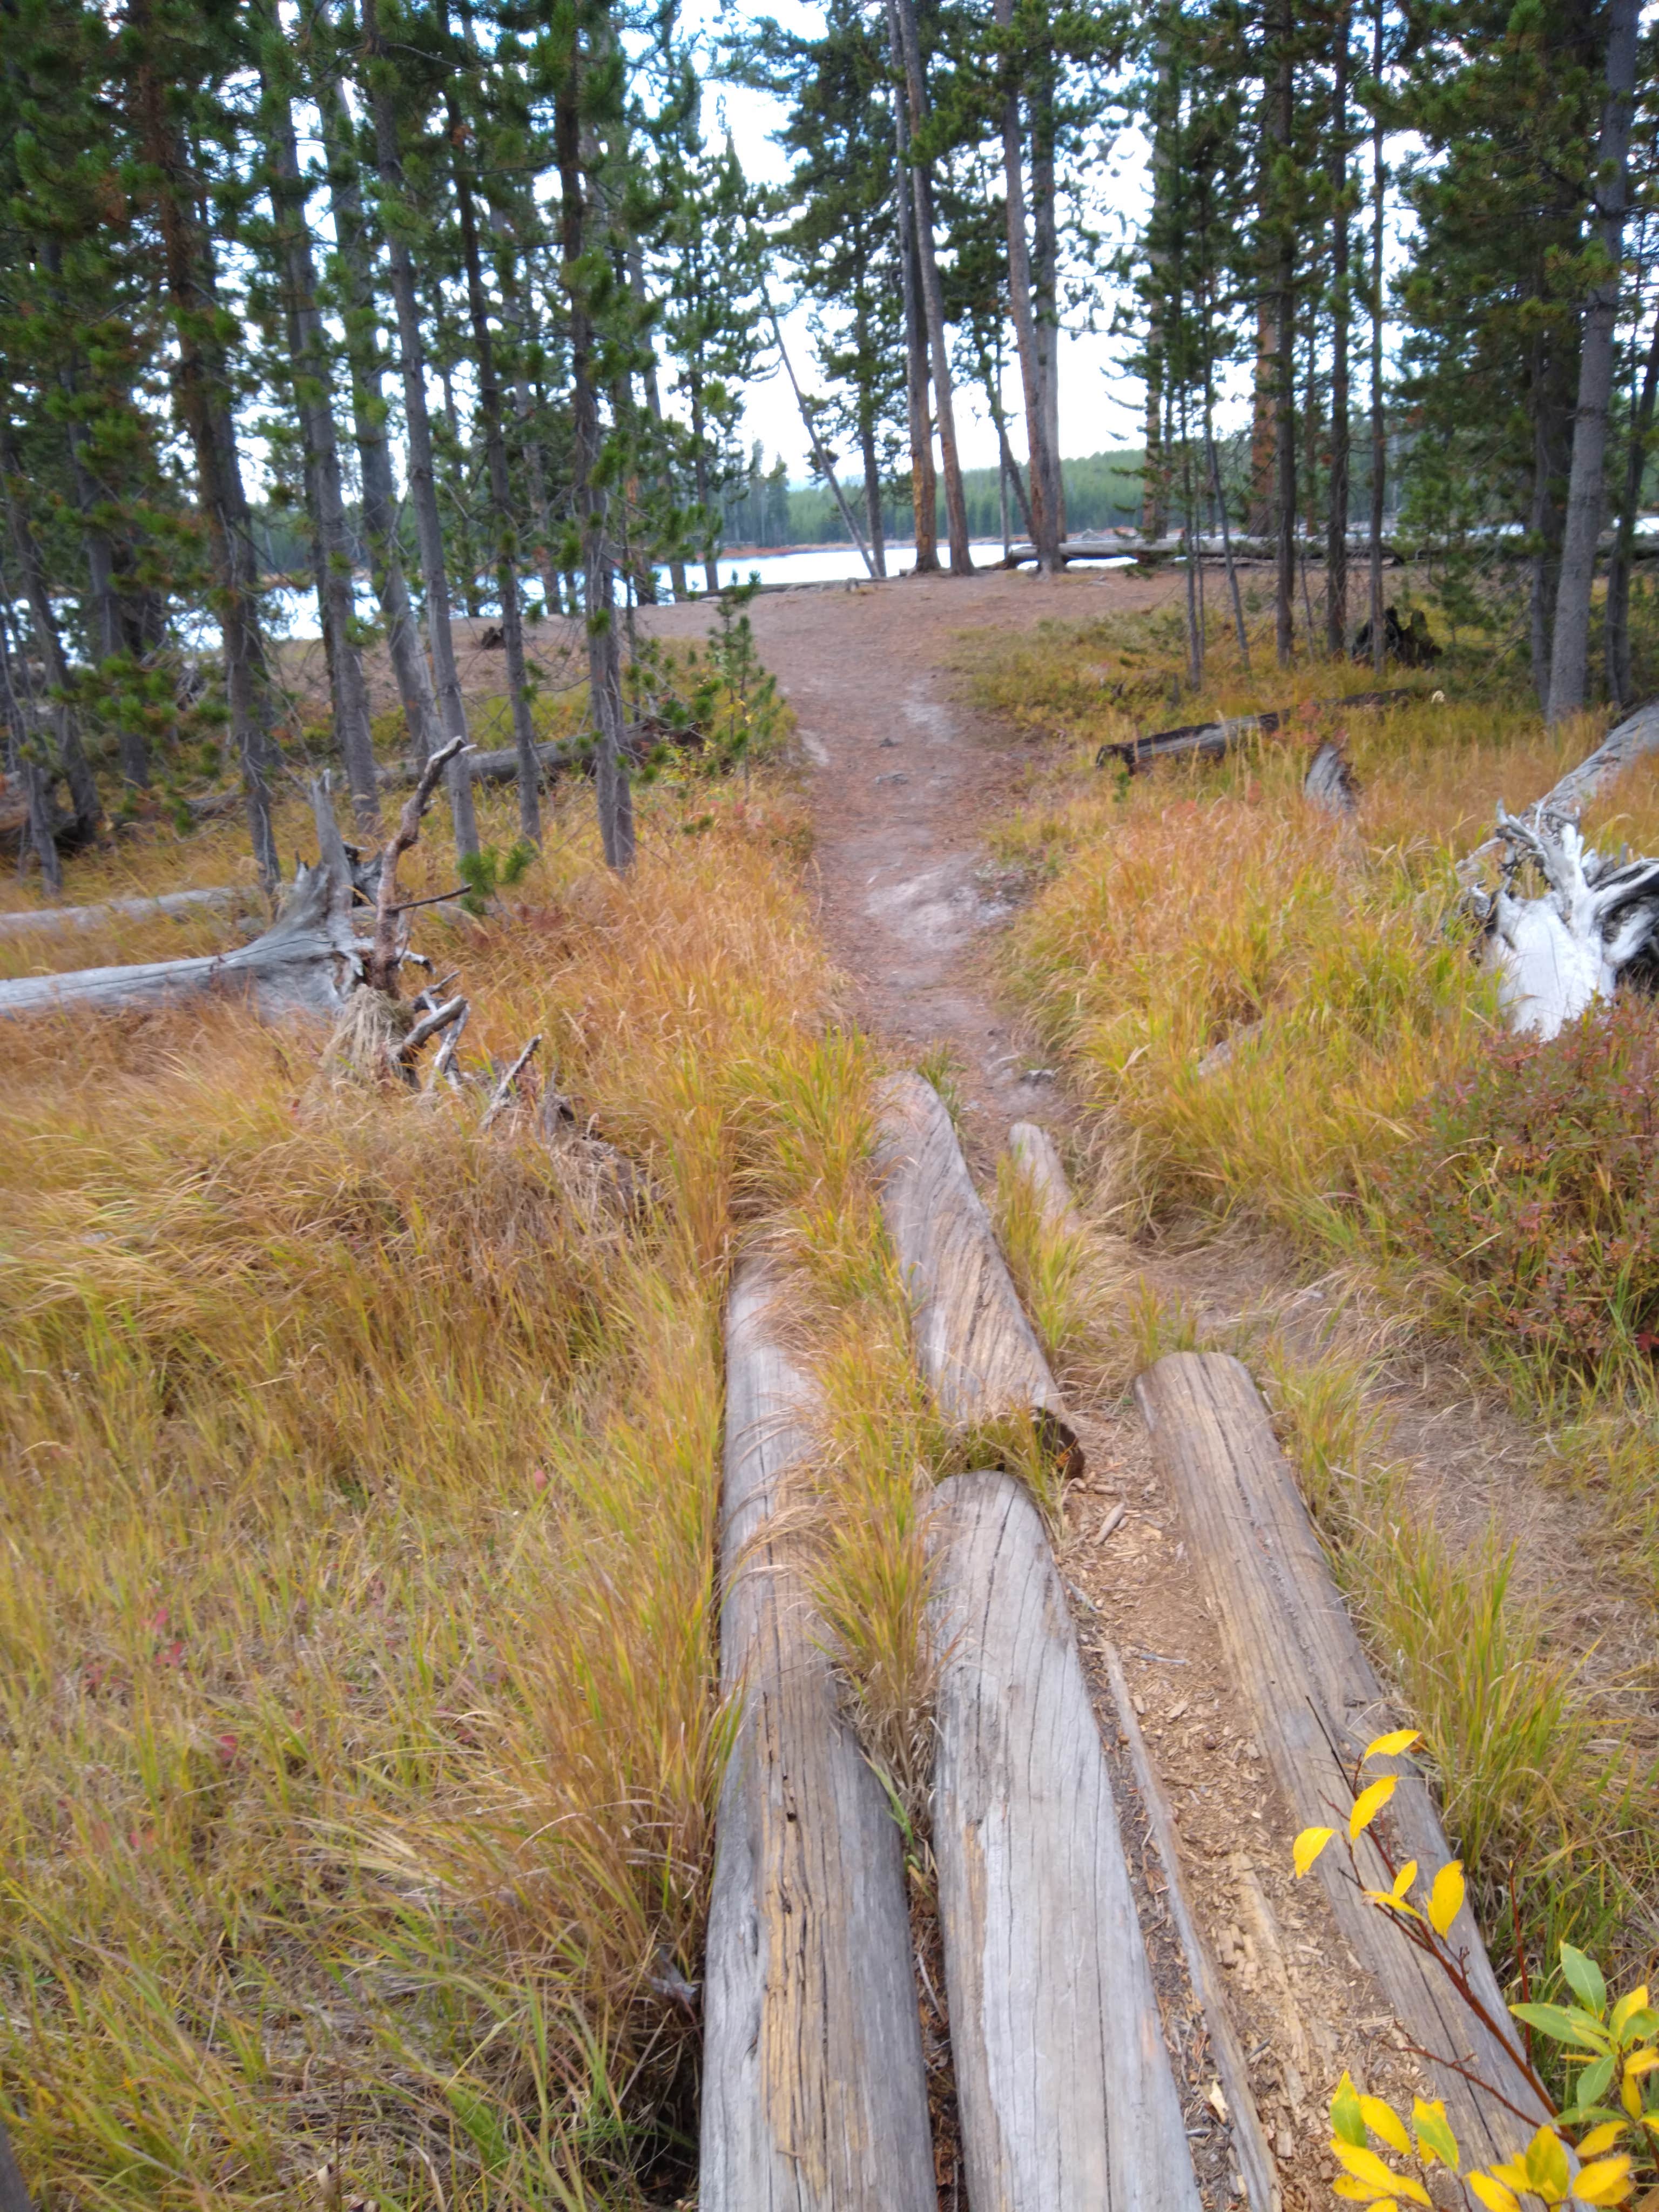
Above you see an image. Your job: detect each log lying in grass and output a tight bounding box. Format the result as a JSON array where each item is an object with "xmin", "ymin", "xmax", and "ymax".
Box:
[
  {"xmin": 0, "ymin": 885, "xmax": 247, "ymax": 941},
  {"xmin": 0, "ymin": 2120, "xmax": 32, "ymax": 2212},
  {"xmin": 1303, "ymin": 740, "xmax": 1359, "ymax": 815},
  {"xmin": 1101, "ymin": 1641, "xmax": 1279, "ymax": 2212},
  {"xmin": 1007, "ymin": 1119, "xmax": 1085, "ymax": 1236},
  {"xmin": 1135, "ymin": 1353, "xmax": 1547, "ymax": 2164},
  {"xmin": 1095, "ymin": 690, "xmax": 1417, "ymax": 774},
  {"xmin": 874, "ymin": 1073, "xmax": 1080, "ymax": 1474},
  {"xmin": 700, "ymin": 1257, "xmax": 935, "ymax": 2212},
  {"xmin": 928, "ymin": 1471, "xmax": 1202, "ymax": 2212}
]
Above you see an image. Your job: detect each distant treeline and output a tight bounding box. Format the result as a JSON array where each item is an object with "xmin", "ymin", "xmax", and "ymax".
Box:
[{"xmin": 718, "ymin": 449, "xmax": 1147, "ymax": 548}]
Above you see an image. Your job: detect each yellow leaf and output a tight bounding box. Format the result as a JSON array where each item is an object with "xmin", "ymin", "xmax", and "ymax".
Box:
[
  {"xmin": 1573, "ymin": 2154, "xmax": 1634, "ymax": 2205},
  {"xmin": 1467, "ymin": 2175, "xmax": 1521, "ymax": 2212},
  {"xmin": 1361, "ymin": 1887, "xmax": 1421, "ymax": 1919},
  {"xmin": 1332, "ymin": 2181, "xmax": 1374, "ymax": 2201},
  {"xmin": 1331, "ymin": 2140, "xmax": 1429, "ymax": 2206},
  {"xmin": 1360, "ymin": 2098, "xmax": 1412, "ymax": 2156},
  {"xmin": 1363, "ymin": 1728, "xmax": 1422, "ymax": 1761},
  {"xmin": 1623, "ymin": 2049, "xmax": 1659, "ymax": 2077},
  {"xmin": 1523, "ymin": 2124, "xmax": 1570, "ymax": 2204},
  {"xmin": 1294, "ymin": 1825, "xmax": 1334, "ymax": 1877},
  {"xmin": 1412, "ymin": 2098, "xmax": 1459, "ymax": 2171},
  {"xmin": 1391, "ymin": 1860, "xmax": 1420, "ymax": 1901},
  {"xmin": 1350, "ymin": 1776, "xmax": 1397, "ymax": 1839},
  {"xmin": 1491, "ymin": 2159, "xmax": 1532, "ymax": 2193},
  {"xmin": 1428, "ymin": 1861, "xmax": 1466, "ymax": 1937},
  {"xmin": 1612, "ymin": 1988, "xmax": 1651, "ymax": 2039},
  {"xmin": 1579, "ymin": 2123, "xmax": 1629, "ymax": 2159},
  {"xmin": 1624, "ymin": 2072, "xmax": 1643, "ymax": 2120}
]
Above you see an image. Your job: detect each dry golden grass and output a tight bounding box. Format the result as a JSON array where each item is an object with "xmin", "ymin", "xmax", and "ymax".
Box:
[{"xmin": 0, "ymin": 765, "xmax": 888, "ymax": 2208}]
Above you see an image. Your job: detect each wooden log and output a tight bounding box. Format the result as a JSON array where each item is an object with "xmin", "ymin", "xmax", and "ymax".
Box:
[
  {"xmin": 0, "ymin": 2120, "xmax": 32, "ymax": 2212},
  {"xmin": 1007, "ymin": 1120, "xmax": 1085, "ymax": 1236},
  {"xmin": 1134, "ymin": 1353, "xmax": 1547, "ymax": 2162},
  {"xmin": 928, "ymin": 1470, "xmax": 1202, "ymax": 2212},
  {"xmin": 0, "ymin": 886, "xmax": 245, "ymax": 941},
  {"xmin": 1096, "ymin": 691, "xmax": 1417, "ymax": 774},
  {"xmin": 700, "ymin": 1257, "xmax": 935, "ymax": 2212},
  {"xmin": 1303, "ymin": 740, "xmax": 1359, "ymax": 815},
  {"xmin": 874, "ymin": 1073, "xmax": 1080, "ymax": 1474},
  {"xmin": 1101, "ymin": 1641, "xmax": 1280, "ymax": 2212}
]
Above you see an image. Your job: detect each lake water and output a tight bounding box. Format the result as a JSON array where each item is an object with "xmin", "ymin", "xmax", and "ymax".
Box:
[{"xmin": 266, "ymin": 537, "xmax": 1135, "ymax": 638}]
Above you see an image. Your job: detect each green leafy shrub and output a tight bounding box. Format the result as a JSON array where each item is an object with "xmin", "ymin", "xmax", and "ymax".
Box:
[{"xmin": 1372, "ymin": 998, "xmax": 1659, "ymax": 1370}]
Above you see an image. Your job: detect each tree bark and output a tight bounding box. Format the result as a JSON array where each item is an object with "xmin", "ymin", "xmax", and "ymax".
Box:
[
  {"xmin": 929, "ymin": 1471, "xmax": 1205, "ymax": 2212},
  {"xmin": 1326, "ymin": 4, "xmax": 1351, "ymax": 654},
  {"xmin": 1266, "ymin": 0, "xmax": 1297, "ymax": 665},
  {"xmin": 266, "ymin": 85, "xmax": 381, "ymax": 831},
  {"xmin": 0, "ymin": 422, "xmax": 100, "ymax": 841},
  {"xmin": 316, "ymin": 71, "xmax": 442, "ymax": 773},
  {"xmin": 994, "ymin": 0, "xmax": 1059, "ymax": 571},
  {"xmin": 452, "ymin": 105, "xmax": 542, "ymax": 846},
  {"xmin": 887, "ymin": 0, "xmax": 973, "ymax": 574},
  {"xmin": 886, "ymin": 45, "xmax": 938, "ymax": 570},
  {"xmin": 126, "ymin": 4, "xmax": 279, "ymax": 889},
  {"xmin": 1605, "ymin": 295, "xmax": 1659, "ymax": 706},
  {"xmin": 1368, "ymin": 0, "xmax": 1386, "ymax": 673},
  {"xmin": 1546, "ymin": 0, "xmax": 1640, "ymax": 724},
  {"xmin": 362, "ymin": 0, "xmax": 479, "ymax": 861},
  {"xmin": 0, "ymin": 602, "xmax": 63, "ymax": 896},
  {"xmin": 554, "ymin": 33, "xmax": 634, "ymax": 870},
  {"xmin": 1030, "ymin": 44, "xmax": 1064, "ymax": 539},
  {"xmin": 700, "ymin": 1258, "xmax": 937, "ymax": 2212}
]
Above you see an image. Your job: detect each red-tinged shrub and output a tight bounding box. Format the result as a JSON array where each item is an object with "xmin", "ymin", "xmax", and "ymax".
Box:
[{"xmin": 1372, "ymin": 996, "xmax": 1659, "ymax": 1369}]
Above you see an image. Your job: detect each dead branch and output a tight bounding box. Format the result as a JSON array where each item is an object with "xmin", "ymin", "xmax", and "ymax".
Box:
[
  {"xmin": 480, "ymin": 1035, "xmax": 541, "ymax": 1129},
  {"xmin": 365, "ymin": 736, "xmax": 469, "ymax": 996},
  {"xmin": 1096, "ymin": 689, "xmax": 1418, "ymax": 773},
  {"xmin": 397, "ymin": 994, "xmax": 468, "ymax": 1061}
]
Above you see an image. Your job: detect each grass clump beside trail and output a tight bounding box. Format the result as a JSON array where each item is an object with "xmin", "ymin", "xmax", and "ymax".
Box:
[
  {"xmin": 967, "ymin": 603, "xmax": 1659, "ymax": 1974},
  {"xmin": 0, "ymin": 754, "xmax": 895, "ymax": 2210}
]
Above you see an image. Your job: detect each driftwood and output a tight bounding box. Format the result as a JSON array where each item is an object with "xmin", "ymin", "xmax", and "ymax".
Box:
[
  {"xmin": 0, "ymin": 886, "xmax": 246, "ymax": 940},
  {"xmin": 1101, "ymin": 1641, "xmax": 1279, "ymax": 2212},
  {"xmin": 1096, "ymin": 691, "xmax": 1416, "ymax": 774},
  {"xmin": 1135, "ymin": 1353, "xmax": 1546, "ymax": 2164},
  {"xmin": 1007, "ymin": 1120, "xmax": 1085, "ymax": 1235},
  {"xmin": 928, "ymin": 1471, "xmax": 1202, "ymax": 2212},
  {"xmin": 874, "ymin": 1073, "xmax": 1080, "ymax": 1474},
  {"xmin": 700, "ymin": 1258, "xmax": 935, "ymax": 2212}
]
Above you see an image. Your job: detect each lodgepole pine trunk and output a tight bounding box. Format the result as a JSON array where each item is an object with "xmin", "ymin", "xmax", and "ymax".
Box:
[
  {"xmin": 0, "ymin": 422, "xmax": 100, "ymax": 842},
  {"xmin": 362, "ymin": 0, "xmax": 480, "ymax": 861},
  {"xmin": 1606, "ymin": 294, "xmax": 1659, "ymax": 706},
  {"xmin": 1547, "ymin": 0, "xmax": 1640, "ymax": 724},
  {"xmin": 127, "ymin": 4, "xmax": 279, "ymax": 889},
  {"xmin": 1326, "ymin": 3, "xmax": 1351, "ymax": 655},
  {"xmin": 1367, "ymin": 0, "xmax": 1386, "ymax": 673},
  {"xmin": 451, "ymin": 100, "xmax": 542, "ymax": 846},
  {"xmin": 0, "ymin": 602, "xmax": 63, "ymax": 896},
  {"xmin": 888, "ymin": 0, "xmax": 973, "ymax": 574},
  {"xmin": 994, "ymin": 0, "xmax": 1059, "ymax": 571},
  {"xmin": 317, "ymin": 69, "xmax": 442, "ymax": 771},
  {"xmin": 887, "ymin": 52, "xmax": 938, "ymax": 570},
  {"xmin": 1031, "ymin": 43, "xmax": 1064, "ymax": 540},
  {"xmin": 1266, "ymin": 0, "xmax": 1297, "ymax": 665},
  {"xmin": 554, "ymin": 42, "xmax": 633, "ymax": 870},
  {"xmin": 265, "ymin": 83, "xmax": 381, "ymax": 832}
]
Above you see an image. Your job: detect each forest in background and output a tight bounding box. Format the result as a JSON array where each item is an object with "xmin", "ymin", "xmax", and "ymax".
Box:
[{"xmin": 1, "ymin": 0, "xmax": 1655, "ymax": 876}]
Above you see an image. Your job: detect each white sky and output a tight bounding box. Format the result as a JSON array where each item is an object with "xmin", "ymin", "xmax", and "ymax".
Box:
[{"xmin": 699, "ymin": 0, "xmax": 1155, "ymax": 480}]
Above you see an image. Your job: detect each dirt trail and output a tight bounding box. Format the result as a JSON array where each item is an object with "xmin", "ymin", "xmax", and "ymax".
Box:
[{"xmin": 646, "ymin": 568, "xmax": 1173, "ymax": 1165}]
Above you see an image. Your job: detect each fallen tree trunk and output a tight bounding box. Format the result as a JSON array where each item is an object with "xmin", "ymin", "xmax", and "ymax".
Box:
[
  {"xmin": 0, "ymin": 2119, "xmax": 33, "ymax": 2212},
  {"xmin": 1096, "ymin": 690, "xmax": 1416, "ymax": 774},
  {"xmin": 874, "ymin": 1072, "xmax": 1080, "ymax": 1474},
  {"xmin": 700, "ymin": 1257, "xmax": 935, "ymax": 2212},
  {"xmin": 928, "ymin": 1470, "xmax": 1202, "ymax": 2212},
  {"xmin": 1006, "ymin": 1120, "xmax": 1084, "ymax": 1235},
  {"xmin": 0, "ymin": 886, "xmax": 246, "ymax": 941},
  {"xmin": 1135, "ymin": 1352, "xmax": 1547, "ymax": 2166},
  {"xmin": 1101, "ymin": 1641, "xmax": 1279, "ymax": 2212}
]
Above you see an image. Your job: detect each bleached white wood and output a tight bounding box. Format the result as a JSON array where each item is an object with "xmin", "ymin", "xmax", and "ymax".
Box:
[
  {"xmin": 928, "ymin": 1470, "xmax": 1202, "ymax": 2212},
  {"xmin": 700, "ymin": 1258, "xmax": 935, "ymax": 2212},
  {"xmin": 0, "ymin": 886, "xmax": 244, "ymax": 940}
]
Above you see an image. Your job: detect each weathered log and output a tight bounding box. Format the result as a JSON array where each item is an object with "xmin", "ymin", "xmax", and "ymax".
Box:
[
  {"xmin": 700, "ymin": 1257, "xmax": 935, "ymax": 2212},
  {"xmin": 874, "ymin": 1073, "xmax": 1080, "ymax": 1473},
  {"xmin": 0, "ymin": 853, "xmax": 359, "ymax": 1022},
  {"xmin": 1096, "ymin": 691, "xmax": 1417, "ymax": 774},
  {"xmin": 928, "ymin": 1471, "xmax": 1202, "ymax": 2212},
  {"xmin": 1101, "ymin": 1641, "xmax": 1279, "ymax": 2212},
  {"xmin": 0, "ymin": 886, "xmax": 247, "ymax": 940},
  {"xmin": 1007, "ymin": 1119, "xmax": 1085, "ymax": 1235},
  {"xmin": 1303, "ymin": 740, "xmax": 1359, "ymax": 815},
  {"xmin": 0, "ymin": 2120, "xmax": 33, "ymax": 2212},
  {"xmin": 1135, "ymin": 1353, "xmax": 1546, "ymax": 2163},
  {"xmin": 1528, "ymin": 694, "xmax": 1659, "ymax": 825}
]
